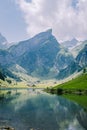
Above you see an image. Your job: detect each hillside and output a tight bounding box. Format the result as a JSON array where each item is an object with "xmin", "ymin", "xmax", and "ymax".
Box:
[
  {"xmin": 54, "ymin": 73, "xmax": 87, "ymax": 91},
  {"xmin": 46, "ymin": 72, "xmax": 87, "ymax": 95},
  {"xmin": 46, "ymin": 73, "xmax": 87, "ymax": 108}
]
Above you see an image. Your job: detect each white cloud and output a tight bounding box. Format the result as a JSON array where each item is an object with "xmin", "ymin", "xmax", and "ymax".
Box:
[{"xmin": 15, "ymin": 0, "xmax": 87, "ymax": 41}]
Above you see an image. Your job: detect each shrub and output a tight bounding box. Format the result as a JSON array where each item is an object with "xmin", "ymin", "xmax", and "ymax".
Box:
[
  {"xmin": 57, "ymin": 88, "xmax": 63, "ymax": 95},
  {"xmin": 6, "ymin": 79, "xmax": 12, "ymax": 84},
  {"xmin": 50, "ymin": 88, "xmax": 54, "ymax": 94}
]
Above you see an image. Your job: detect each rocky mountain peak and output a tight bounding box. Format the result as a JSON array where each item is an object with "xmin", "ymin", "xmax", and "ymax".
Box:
[
  {"xmin": 46, "ymin": 28, "xmax": 52, "ymax": 34},
  {"xmin": 0, "ymin": 33, "xmax": 8, "ymax": 49},
  {"xmin": 70, "ymin": 38, "xmax": 78, "ymax": 46},
  {"xmin": 61, "ymin": 38, "xmax": 78, "ymax": 50},
  {"xmin": 0, "ymin": 33, "xmax": 7, "ymax": 43},
  {"xmin": 32, "ymin": 29, "xmax": 53, "ymax": 41}
]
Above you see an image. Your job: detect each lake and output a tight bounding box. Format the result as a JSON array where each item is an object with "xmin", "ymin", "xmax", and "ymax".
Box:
[{"xmin": 0, "ymin": 88, "xmax": 87, "ymax": 130}]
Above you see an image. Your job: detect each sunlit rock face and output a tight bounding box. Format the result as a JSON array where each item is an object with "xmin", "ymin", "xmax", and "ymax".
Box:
[{"xmin": 76, "ymin": 44, "xmax": 87, "ymax": 67}]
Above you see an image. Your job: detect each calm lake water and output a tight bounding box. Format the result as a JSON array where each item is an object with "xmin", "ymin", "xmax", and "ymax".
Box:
[{"xmin": 0, "ymin": 88, "xmax": 87, "ymax": 130}]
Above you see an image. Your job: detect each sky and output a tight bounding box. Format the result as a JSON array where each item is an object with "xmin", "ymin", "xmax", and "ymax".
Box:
[
  {"xmin": 0, "ymin": 0, "xmax": 87, "ymax": 43},
  {"xmin": 0, "ymin": 0, "xmax": 28, "ymax": 42}
]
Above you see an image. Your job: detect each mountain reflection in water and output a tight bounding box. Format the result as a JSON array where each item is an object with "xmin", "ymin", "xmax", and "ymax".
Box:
[{"xmin": 0, "ymin": 88, "xmax": 87, "ymax": 130}]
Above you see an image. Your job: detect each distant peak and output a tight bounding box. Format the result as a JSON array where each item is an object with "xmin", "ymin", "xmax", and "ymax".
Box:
[
  {"xmin": 0, "ymin": 32, "xmax": 7, "ymax": 45},
  {"xmin": 0, "ymin": 32, "xmax": 7, "ymax": 40},
  {"xmin": 71, "ymin": 38, "xmax": 78, "ymax": 42}
]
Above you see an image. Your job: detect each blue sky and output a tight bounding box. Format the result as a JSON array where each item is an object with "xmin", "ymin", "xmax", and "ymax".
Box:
[
  {"xmin": 0, "ymin": 0, "xmax": 28, "ymax": 42},
  {"xmin": 0, "ymin": 0, "xmax": 87, "ymax": 43}
]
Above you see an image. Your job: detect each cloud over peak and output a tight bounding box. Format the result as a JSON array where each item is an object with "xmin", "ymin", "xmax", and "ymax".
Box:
[{"xmin": 15, "ymin": 0, "xmax": 87, "ymax": 41}]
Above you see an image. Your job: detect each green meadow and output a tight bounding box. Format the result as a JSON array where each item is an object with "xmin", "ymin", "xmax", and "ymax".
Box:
[
  {"xmin": 46, "ymin": 73, "xmax": 87, "ymax": 109},
  {"xmin": 54, "ymin": 73, "xmax": 87, "ymax": 91}
]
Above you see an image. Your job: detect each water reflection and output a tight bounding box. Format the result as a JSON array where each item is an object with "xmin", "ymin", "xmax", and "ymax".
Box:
[{"xmin": 0, "ymin": 88, "xmax": 87, "ymax": 130}]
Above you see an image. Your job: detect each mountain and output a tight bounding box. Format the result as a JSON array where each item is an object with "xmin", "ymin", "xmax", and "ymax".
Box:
[
  {"xmin": 54, "ymin": 48, "xmax": 74, "ymax": 71},
  {"xmin": 0, "ymin": 49, "xmax": 14, "ymax": 66},
  {"xmin": 9, "ymin": 29, "xmax": 60, "ymax": 77},
  {"xmin": 0, "ymin": 33, "xmax": 8, "ymax": 49},
  {"xmin": 8, "ymin": 29, "xmax": 78, "ymax": 79},
  {"xmin": 8, "ymin": 29, "xmax": 54, "ymax": 57},
  {"xmin": 56, "ymin": 61, "xmax": 81, "ymax": 79},
  {"xmin": 76, "ymin": 44, "xmax": 87, "ymax": 68},
  {"xmin": 0, "ymin": 29, "xmax": 81, "ymax": 80},
  {"xmin": 61, "ymin": 38, "xmax": 79, "ymax": 50},
  {"xmin": 71, "ymin": 40, "xmax": 87, "ymax": 58},
  {"xmin": 61, "ymin": 38, "xmax": 87, "ymax": 59}
]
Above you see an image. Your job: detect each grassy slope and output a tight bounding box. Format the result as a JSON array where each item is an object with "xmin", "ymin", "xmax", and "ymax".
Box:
[
  {"xmin": 53, "ymin": 73, "xmax": 87, "ymax": 109},
  {"xmin": 54, "ymin": 73, "xmax": 87, "ymax": 90}
]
